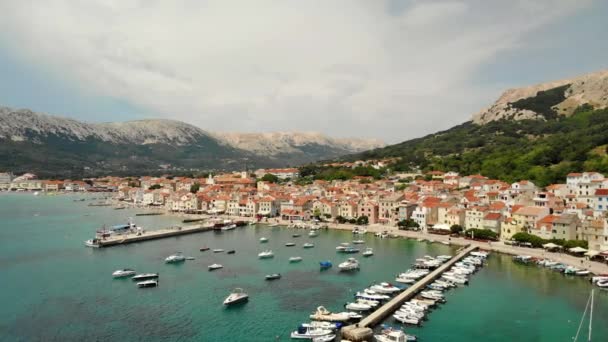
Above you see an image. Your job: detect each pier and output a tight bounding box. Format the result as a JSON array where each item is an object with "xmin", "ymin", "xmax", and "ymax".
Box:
[
  {"xmin": 342, "ymin": 245, "xmax": 478, "ymax": 340},
  {"xmin": 93, "ymin": 224, "xmax": 213, "ymax": 247}
]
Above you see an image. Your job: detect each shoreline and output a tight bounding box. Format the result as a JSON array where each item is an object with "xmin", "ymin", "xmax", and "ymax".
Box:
[{"xmin": 119, "ymin": 203, "xmax": 608, "ymax": 275}]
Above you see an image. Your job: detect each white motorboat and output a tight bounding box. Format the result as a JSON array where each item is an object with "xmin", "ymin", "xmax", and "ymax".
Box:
[
  {"xmin": 260, "ymin": 237, "xmax": 268, "ymax": 243},
  {"xmin": 84, "ymin": 238, "xmax": 100, "ymax": 248},
  {"xmin": 395, "ymin": 276, "xmax": 415, "ymax": 284},
  {"xmin": 370, "ymin": 282, "xmax": 401, "ymax": 294},
  {"xmin": 345, "ymin": 302, "xmax": 372, "ymax": 311},
  {"xmin": 213, "ymin": 249, "xmax": 225, "ymax": 253},
  {"xmin": 137, "ymin": 280, "xmax": 158, "ymax": 288},
  {"xmin": 132, "ymin": 273, "xmax": 159, "ymax": 281},
  {"xmin": 112, "ymin": 269, "xmax": 136, "ymax": 278},
  {"xmin": 301, "ymin": 321, "xmax": 342, "ymax": 331},
  {"xmin": 221, "ymin": 224, "xmax": 237, "ymax": 231},
  {"xmin": 393, "ymin": 313, "xmax": 420, "ymax": 325},
  {"xmin": 356, "ymin": 298, "xmax": 380, "ymax": 307},
  {"xmin": 289, "ymin": 256, "xmax": 303, "ymax": 263},
  {"xmin": 309, "ymin": 231, "xmax": 318, "ymax": 237},
  {"xmin": 285, "ymin": 242, "xmax": 296, "ymax": 247},
  {"xmin": 208, "ymin": 264, "xmax": 223, "ymax": 271},
  {"xmin": 374, "ymin": 327, "xmax": 417, "ymax": 342},
  {"xmin": 290, "ymin": 326, "xmax": 335, "ymax": 340},
  {"xmin": 355, "ymin": 291, "xmax": 390, "ymax": 301},
  {"xmin": 303, "ymin": 243, "xmax": 315, "ymax": 248},
  {"xmin": 335, "ymin": 246, "xmax": 347, "ymax": 251},
  {"xmin": 362, "ymin": 248, "xmax": 373, "ymax": 257},
  {"xmin": 338, "ymin": 258, "xmax": 360, "ymax": 271},
  {"xmin": 258, "ymin": 250, "xmax": 274, "ymax": 259},
  {"xmin": 223, "ymin": 288, "xmax": 249, "ymax": 305},
  {"xmin": 352, "ymin": 240, "xmax": 365, "ymax": 244},
  {"xmin": 165, "ymin": 253, "xmax": 186, "ymax": 263}
]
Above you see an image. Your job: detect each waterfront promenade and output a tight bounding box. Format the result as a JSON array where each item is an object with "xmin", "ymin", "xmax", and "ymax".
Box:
[{"xmin": 93, "ymin": 224, "xmax": 211, "ymax": 247}]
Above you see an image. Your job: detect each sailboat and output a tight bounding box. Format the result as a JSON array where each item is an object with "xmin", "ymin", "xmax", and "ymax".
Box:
[{"xmin": 572, "ymin": 290, "xmax": 594, "ymax": 342}]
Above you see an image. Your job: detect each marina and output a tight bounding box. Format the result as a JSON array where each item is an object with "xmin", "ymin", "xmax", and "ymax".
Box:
[{"xmin": 2, "ymin": 194, "xmax": 608, "ymax": 341}]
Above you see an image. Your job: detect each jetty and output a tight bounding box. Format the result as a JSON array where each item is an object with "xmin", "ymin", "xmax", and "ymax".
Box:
[
  {"xmin": 342, "ymin": 245, "xmax": 478, "ymax": 340},
  {"xmin": 91, "ymin": 224, "xmax": 213, "ymax": 247}
]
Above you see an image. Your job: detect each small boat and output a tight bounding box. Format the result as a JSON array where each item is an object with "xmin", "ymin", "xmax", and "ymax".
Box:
[
  {"xmin": 200, "ymin": 247, "xmax": 210, "ymax": 252},
  {"xmin": 258, "ymin": 250, "xmax": 274, "ymax": 259},
  {"xmin": 84, "ymin": 238, "xmax": 100, "ymax": 248},
  {"xmin": 375, "ymin": 327, "xmax": 417, "ymax": 342},
  {"xmin": 289, "ymin": 256, "xmax": 303, "ymax": 263},
  {"xmin": 309, "ymin": 231, "xmax": 318, "ymax": 237},
  {"xmin": 112, "ymin": 269, "xmax": 136, "ymax": 278},
  {"xmin": 342, "ymin": 247, "xmax": 360, "ymax": 254},
  {"xmin": 293, "ymin": 234, "xmax": 301, "ymax": 238},
  {"xmin": 338, "ymin": 258, "xmax": 360, "ymax": 271},
  {"xmin": 265, "ymin": 273, "xmax": 281, "ymax": 280},
  {"xmin": 301, "ymin": 321, "xmax": 343, "ymax": 331},
  {"xmin": 213, "ymin": 249, "xmax": 225, "ymax": 253},
  {"xmin": 370, "ymin": 282, "xmax": 402, "ymax": 294},
  {"xmin": 303, "ymin": 243, "xmax": 315, "ymax": 248},
  {"xmin": 335, "ymin": 246, "xmax": 347, "ymax": 251},
  {"xmin": 363, "ymin": 248, "xmax": 373, "ymax": 257},
  {"xmin": 319, "ymin": 261, "xmax": 332, "ymax": 269},
  {"xmin": 132, "ymin": 273, "xmax": 159, "ymax": 281},
  {"xmin": 223, "ymin": 288, "xmax": 249, "ymax": 305},
  {"xmin": 269, "ymin": 223, "xmax": 279, "ymax": 227},
  {"xmin": 352, "ymin": 240, "xmax": 365, "ymax": 244},
  {"xmin": 285, "ymin": 242, "xmax": 296, "ymax": 247},
  {"xmin": 345, "ymin": 302, "xmax": 372, "ymax": 311},
  {"xmin": 260, "ymin": 237, "xmax": 269, "ymax": 243},
  {"xmin": 393, "ymin": 313, "xmax": 420, "ymax": 325},
  {"xmin": 137, "ymin": 280, "xmax": 158, "ymax": 288},
  {"xmin": 576, "ymin": 270, "xmax": 591, "ymax": 276},
  {"xmin": 165, "ymin": 253, "xmax": 186, "ymax": 263},
  {"xmin": 208, "ymin": 264, "xmax": 223, "ymax": 271},
  {"xmin": 227, "ymin": 250, "xmax": 236, "ymax": 254},
  {"xmin": 221, "ymin": 224, "xmax": 237, "ymax": 231},
  {"xmin": 290, "ymin": 325, "xmax": 335, "ymax": 340}
]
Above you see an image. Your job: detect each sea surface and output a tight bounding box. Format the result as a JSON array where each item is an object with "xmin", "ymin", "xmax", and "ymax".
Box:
[{"xmin": 1, "ymin": 193, "xmax": 606, "ymax": 342}]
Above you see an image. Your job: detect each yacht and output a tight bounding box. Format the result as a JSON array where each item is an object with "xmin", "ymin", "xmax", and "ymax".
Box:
[
  {"xmin": 223, "ymin": 288, "xmax": 249, "ymax": 305},
  {"xmin": 132, "ymin": 273, "xmax": 159, "ymax": 281},
  {"xmin": 289, "ymin": 256, "xmax": 303, "ymax": 263},
  {"xmin": 393, "ymin": 313, "xmax": 420, "ymax": 325},
  {"xmin": 303, "ymin": 243, "xmax": 315, "ymax": 248},
  {"xmin": 258, "ymin": 250, "xmax": 274, "ymax": 259},
  {"xmin": 362, "ymin": 248, "xmax": 374, "ymax": 257},
  {"xmin": 338, "ymin": 258, "xmax": 360, "ymax": 271},
  {"xmin": 290, "ymin": 325, "xmax": 335, "ymax": 340},
  {"xmin": 208, "ymin": 264, "xmax": 223, "ymax": 271},
  {"xmin": 165, "ymin": 253, "xmax": 186, "ymax": 263},
  {"xmin": 137, "ymin": 280, "xmax": 158, "ymax": 288},
  {"xmin": 374, "ymin": 327, "xmax": 417, "ymax": 342},
  {"xmin": 265, "ymin": 273, "xmax": 281, "ymax": 280},
  {"xmin": 112, "ymin": 269, "xmax": 136, "ymax": 278},
  {"xmin": 344, "ymin": 302, "xmax": 372, "ymax": 311},
  {"xmin": 370, "ymin": 282, "xmax": 401, "ymax": 294},
  {"xmin": 260, "ymin": 237, "xmax": 269, "ymax": 243}
]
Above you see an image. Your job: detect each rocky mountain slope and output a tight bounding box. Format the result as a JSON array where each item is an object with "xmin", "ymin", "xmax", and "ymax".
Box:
[
  {"xmin": 213, "ymin": 131, "xmax": 384, "ymax": 165},
  {"xmin": 348, "ymin": 69, "xmax": 608, "ymax": 186},
  {"xmin": 0, "ymin": 106, "xmax": 382, "ymax": 177},
  {"xmin": 473, "ymin": 70, "xmax": 608, "ymax": 124}
]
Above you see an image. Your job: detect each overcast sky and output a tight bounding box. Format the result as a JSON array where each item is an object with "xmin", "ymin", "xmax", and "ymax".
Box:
[{"xmin": 1, "ymin": 0, "xmax": 607, "ymax": 143}]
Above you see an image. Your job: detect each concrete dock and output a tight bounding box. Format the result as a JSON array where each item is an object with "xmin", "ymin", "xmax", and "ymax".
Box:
[
  {"xmin": 93, "ymin": 224, "xmax": 213, "ymax": 247},
  {"xmin": 358, "ymin": 244, "xmax": 478, "ymax": 328}
]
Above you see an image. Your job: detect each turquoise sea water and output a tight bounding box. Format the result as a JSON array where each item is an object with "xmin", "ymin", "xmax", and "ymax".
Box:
[{"xmin": 1, "ymin": 193, "xmax": 607, "ymax": 341}]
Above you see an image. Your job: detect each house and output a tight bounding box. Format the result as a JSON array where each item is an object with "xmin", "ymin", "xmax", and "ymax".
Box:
[
  {"xmin": 534, "ymin": 214, "xmax": 580, "ymax": 240},
  {"xmin": 257, "ymin": 197, "xmax": 279, "ymax": 217},
  {"xmin": 411, "ymin": 203, "xmax": 439, "ymax": 230},
  {"xmin": 465, "ymin": 206, "xmax": 488, "ymax": 230},
  {"xmin": 255, "ymin": 168, "xmax": 300, "ymax": 180},
  {"xmin": 594, "ymin": 189, "xmax": 608, "ymax": 214},
  {"xmin": 43, "ymin": 180, "xmax": 64, "ymax": 192},
  {"xmin": 579, "ymin": 218, "xmax": 606, "ymax": 250},
  {"xmin": 397, "ymin": 202, "xmax": 417, "ymax": 222},
  {"xmin": 445, "ymin": 208, "xmax": 465, "ymax": 228},
  {"xmin": 482, "ymin": 212, "xmax": 502, "ymax": 233},
  {"xmin": 358, "ymin": 201, "xmax": 379, "ymax": 224},
  {"xmin": 512, "ymin": 206, "xmax": 551, "ymax": 232},
  {"xmin": 379, "ymin": 193, "xmax": 405, "ymax": 223},
  {"xmin": 338, "ymin": 201, "xmax": 359, "ymax": 219}
]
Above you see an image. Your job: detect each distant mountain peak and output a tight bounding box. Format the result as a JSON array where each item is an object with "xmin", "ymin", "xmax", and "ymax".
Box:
[{"xmin": 472, "ymin": 69, "xmax": 608, "ymax": 124}]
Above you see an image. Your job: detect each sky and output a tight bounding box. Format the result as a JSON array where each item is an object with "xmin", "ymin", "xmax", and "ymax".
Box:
[{"xmin": 0, "ymin": 0, "xmax": 607, "ymax": 144}]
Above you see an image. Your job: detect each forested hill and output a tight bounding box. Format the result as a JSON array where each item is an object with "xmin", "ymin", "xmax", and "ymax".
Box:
[{"xmin": 348, "ymin": 74, "xmax": 608, "ymax": 187}]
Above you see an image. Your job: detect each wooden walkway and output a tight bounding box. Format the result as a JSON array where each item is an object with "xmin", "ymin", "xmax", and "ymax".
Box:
[
  {"xmin": 358, "ymin": 244, "xmax": 478, "ymax": 328},
  {"xmin": 94, "ymin": 224, "xmax": 213, "ymax": 247}
]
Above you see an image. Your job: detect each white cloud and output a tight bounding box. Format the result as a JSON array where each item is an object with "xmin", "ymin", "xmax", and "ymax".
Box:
[{"xmin": 0, "ymin": 0, "xmax": 590, "ymax": 142}]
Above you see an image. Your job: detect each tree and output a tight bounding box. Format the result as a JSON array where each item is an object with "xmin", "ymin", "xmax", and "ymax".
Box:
[
  {"xmin": 261, "ymin": 173, "xmax": 279, "ymax": 183},
  {"xmin": 190, "ymin": 182, "xmax": 200, "ymax": 193},
  {"xmin": 149, "ymin": 184, "xmax": 162, "ymax": 190},
  {"xmin": 450, "ymin": 224, "xmax": 463, "ymax": 235},
  {"xmin": 398, "ymin": 219, "xmax": 419, "ymax": 230},
  {"xmin": 335, "ymin": 215, "xmax": 348, "ymax": 224},
  {"xmin": 312, "ymin": 208, "xmax": 322, "ymax": 218},
  {"xmin": 356, "ymin": 216, "xmax": 369, "ymax": 225}
]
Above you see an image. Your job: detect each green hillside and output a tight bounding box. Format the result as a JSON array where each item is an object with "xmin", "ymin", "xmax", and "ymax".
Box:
[{"xmin": 352, "ymin": 101, "xmax": 608, "ymax": 186}]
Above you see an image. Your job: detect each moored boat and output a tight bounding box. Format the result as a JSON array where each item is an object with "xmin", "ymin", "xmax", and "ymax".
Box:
[
  {"xmin": 227, "ymin": 250, "xmax": 236, "ymax": 254},
  {"xmin": 289, "ymin": 256, "xmax": 303, "ymax": 263},
  {"xmin": 319, "ymin": 261, "xmax": 333, "ymax": 269},
  {"xmin": 112, "ymin": 269, "xmax": 136, "ymax": 278},
  {"xmin": 132, "ymin": 273, "xmax": 159, "ymax": 281},
  {"xmin": 260, "ymin": 237, "xmax": 269, "ymax": 243},
  {"xmin": 165, "ymin": 253, "xmax": 186, "ymax": 263},
  {"xmin": 213, "ymin": 249, "xmax": 225, "ymax": 253},
  {"xmin": 208, "ymin": 263, "xmax": 223, "ymax": 271},
  {"xmin": 137, "ymin": 280, "xmax": 158, "ymax": 288},
  {"xmin": 362, "ymin": 248, "xmax": 373, "ymax": 257},
  {"xmin": 303, "ymin": 243, "xmax": 315, "ymax": 248},
  {"xmin": 265, "ymin": 273, "xmax": 281, "ymax": 280},
  {"xmin": 338, "ymin": 258, "xmax": 360, "ymax": 271},
  {"xmin": 223, "ymin": 288, "xmax": 249, "ymax": 305},
  {"xmin": 290, "ymin": 325, "xmax": 335, "ymax": 340},
  {"xmin": 258, "ymin": 250, "xmax": 274, "ymax": 259},
  {"xmin": 285, "ymin": 242, "xmax": 296, "ymax": 247},
  {"xmin": 200, "ymin": 247, "xmax": 210, "ymax": 251}
]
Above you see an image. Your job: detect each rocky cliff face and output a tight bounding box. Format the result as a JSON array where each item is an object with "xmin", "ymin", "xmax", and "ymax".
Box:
[{"xmin": 472, "ymin": 70, "xmax": 608, "ymax": 124}]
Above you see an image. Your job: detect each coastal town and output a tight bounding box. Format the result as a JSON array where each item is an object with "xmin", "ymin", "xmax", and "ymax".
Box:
[{"xmin": 2, "ymin": 165, "xmax": 608, "ymax": 256}]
